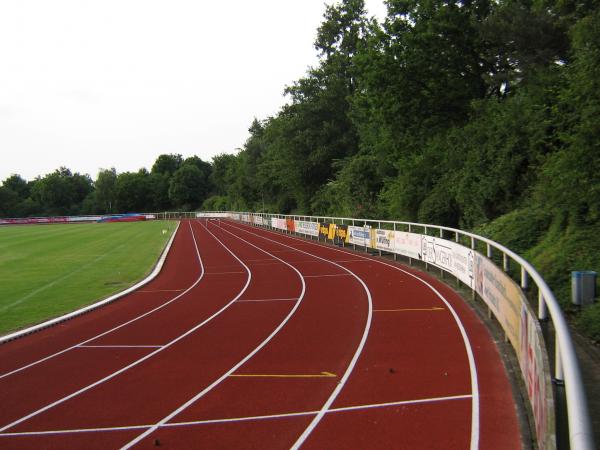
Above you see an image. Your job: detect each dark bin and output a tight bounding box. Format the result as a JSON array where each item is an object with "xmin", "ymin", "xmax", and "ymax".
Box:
[{"xmin": 572, "ymin": 271, "xmax": 597, "ymax": 306}]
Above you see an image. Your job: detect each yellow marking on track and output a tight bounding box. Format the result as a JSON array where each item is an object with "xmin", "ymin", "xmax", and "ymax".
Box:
[
  {"xmin": 229, "ymin": 371, "xmax": 337, "ymax": 378},
  {"xmin": 374, "ymin": 307, "xmax": 445, "ymax": 312}
]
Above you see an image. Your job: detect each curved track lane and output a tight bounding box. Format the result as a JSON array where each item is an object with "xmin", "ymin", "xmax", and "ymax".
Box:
[{"xmin": 0, "ymin": 219, "xmax": 521, "ymax": 449}]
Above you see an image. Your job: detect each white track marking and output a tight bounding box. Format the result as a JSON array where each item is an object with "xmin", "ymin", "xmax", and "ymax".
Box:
[
  {"xmin": 217, "ymin": 221, "xmax": 373, "ymax": 450},
  {"xmin": 0, "ymin": 223, "xmax": 196, "ymax": 380},
  {"xmin": 77, "ymin": 345, "xmax": 163, "ymax": 349},
  {"xmin": 0, "ymin": 222, "xmax": 253, "ymax": 434},
  {"xmin": 303, "ymin": 273, "xmax": 352, "ymax": 278},
  {"xmin": 120, "ymin": 220, "xmax": 308, "ymax": 449},
  {"xmin": 0, "ymin": 394, "xmax": 471, "ymax": 438},
  {"xmin": 204, "ymin": 271, "xmax": 246, "ymax": 275},
  {"xmin": 236, "ymin": 298, "xmax": 298, "ymax": 303},
  {"xmin": 228, "ymin": 220, "xmax": 481, "ymax": 450}
]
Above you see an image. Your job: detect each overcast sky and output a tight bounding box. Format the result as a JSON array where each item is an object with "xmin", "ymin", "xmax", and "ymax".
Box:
[{"xmin": 0, "ymin": 0, "xmax": 386, "ymax": 182}]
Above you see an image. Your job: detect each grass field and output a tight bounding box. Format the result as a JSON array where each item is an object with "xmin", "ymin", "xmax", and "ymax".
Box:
[{"xmin": 0, "ymin": 220, "xmax": 177, "ymax": 335}]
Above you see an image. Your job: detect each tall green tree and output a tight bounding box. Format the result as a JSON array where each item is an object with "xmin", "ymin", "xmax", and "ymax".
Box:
[
  {"xmin": 168, "ymin": 164, "xmax": 208, "ymax": 209},
  {"xmin": 95, "ymin": 168, "xmax": 118, "ymax": 213}
]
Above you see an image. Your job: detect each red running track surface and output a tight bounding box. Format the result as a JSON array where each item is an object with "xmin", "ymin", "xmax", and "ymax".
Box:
[{"xmin": 0, "ymin": 219, "xmax": 522, "ymax": 449}]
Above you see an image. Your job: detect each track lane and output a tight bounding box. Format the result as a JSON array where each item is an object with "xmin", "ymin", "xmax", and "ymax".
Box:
[
  {"xmin": 119, "ymin": 219, "xmax": 373, "ymax": 449},
  {"xmin": 0, "ymin": 217, "xmax": 522, "ymax": 449},
  {"xmin": 0, "ymin": 220, "xmax": 248, "ymax": 432},
  {"xmin": 0, "ymin": 219, "xmax": 305, "ymax": 449},
  {"xmin": 221, "ymin": 219, "xmax": 521, "ymax": 450}
]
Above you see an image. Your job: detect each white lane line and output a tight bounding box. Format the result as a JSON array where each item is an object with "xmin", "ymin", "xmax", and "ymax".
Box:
[
  {"xmin": 0, "ymin": 394, "xmax": 472, "ymax": 437},
  {"xmin": 0, "ymin": 221, "xmax": 252, "ymax": 434},
  {"xmin": 120, "ymin": 220, "xmax": 307, "ymax": 449},
  {"xmin": 204, "ymin": 271, "xmax": 246, "ymax": 275},
  {"xmin": 303, "ymin": 274, "xmax": 352, "ymax": 278},
  {"xmin": 218, "ymin": 221, "xmax": 373, "ymax": 450},
  {"xmin": 236, "ymin": 298, "xmax": 298, "ymax": 303},
  {"xmin": 230, "ymin": 220, "xmax": 481, "ymax": 450},
  {"xmin": 77, "ymin": 345, "xmax": 164, "ymax": 349},
  {"xmin": 0, "ymin": 223, "xmax": 194, "ymax": 380}
]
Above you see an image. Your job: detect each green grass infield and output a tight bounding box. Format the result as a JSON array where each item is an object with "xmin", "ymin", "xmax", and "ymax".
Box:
[{"xmin": 0, "ymin": 220, "xmax": 178, "ymax": 335}]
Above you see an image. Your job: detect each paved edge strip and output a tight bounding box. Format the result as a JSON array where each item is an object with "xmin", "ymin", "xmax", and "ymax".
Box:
[{"xmin": 0, "ymin": 221, "xmax": 181, "ymax": 345}]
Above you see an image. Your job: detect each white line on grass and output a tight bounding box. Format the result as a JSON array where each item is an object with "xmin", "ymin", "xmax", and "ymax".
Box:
[{"xmin": 0, "ymin": 242, "xmax": 128, "ymax": 313}]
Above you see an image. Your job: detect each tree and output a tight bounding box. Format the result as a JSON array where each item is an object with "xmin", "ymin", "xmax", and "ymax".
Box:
[
  {"xmin": 114, "ymin": 170, "xmax": 152, "ymax": 212},
  {"xmin": 168, "ymin": 164, "xmax": 207, "ymax": 209},
  {"xmin": 151, "ymin": 154, "xmax": 183, "ymax": 176},
  {"xmin": 29, "ymin": 167, "xmax": 92, "ymax": 215},
  {"xmin": 2, "ymin": 174, "xmax": 29, "ymax": 199},
  {"xmin": 95, "ymin": 168, "xmax": 117, "ymax": 213}
]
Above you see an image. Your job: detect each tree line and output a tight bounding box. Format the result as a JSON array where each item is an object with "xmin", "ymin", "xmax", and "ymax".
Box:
[
  {"xmin": 2, "ymin": 0, "xmax": 599, "ymax": 231},
  {"xmin": 204, "ymin": 0, "xmax": 599, "ymax": 233},
  {"xmin": 0, "ymin": 154, "xmax": 212, "ymax": 217}
]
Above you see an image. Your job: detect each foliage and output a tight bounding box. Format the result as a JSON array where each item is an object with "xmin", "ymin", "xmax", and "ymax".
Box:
[{"xmin": 577, "ymin": 303, "xmax": 600, "ymax": 342}]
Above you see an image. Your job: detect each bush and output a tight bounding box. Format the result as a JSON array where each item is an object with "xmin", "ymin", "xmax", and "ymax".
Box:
[{"xmin": 577, "ymin": 303, "xmax": 600, "ymax": 342}]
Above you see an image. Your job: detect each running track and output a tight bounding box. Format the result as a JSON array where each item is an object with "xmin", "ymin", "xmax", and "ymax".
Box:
[{"xmin": 0, "ymin": 219, "xmax": 521, "ymax": 449}]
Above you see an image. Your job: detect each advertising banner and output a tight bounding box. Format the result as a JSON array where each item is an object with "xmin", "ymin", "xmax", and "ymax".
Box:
[
  {"xmin": 271, "ymin": 218, "xmax": 286, "ymax": 230},
  {"xmin": 347, "ymin": 225, "xmax": 371, "ymax": 247},
  {"xmin": 241, "ymin": 214, "xmax": 250, "ymax": 223},
  {"xmin": 474, "ymin": 252, "xmax": 522, "ymax": 351},
  {"xmin": 375, "ymin": 229, "xmax": 395, "ymax": 252},
  {"xmin": 520, "ymin": 305, "xmax": 555, "ymax": 450},
  {"xmin": 294, "ymin": 220, "xmax": 319, "ymax": 237},
  {"xmin": 334, "ymin": 224, "xmax": 349, "ymax": 245},
  {"xmin": 196, "ymin": 212, "xmax": 230, "ymax": 218},
  {"xmin": 286, "ymin": 218, "xmax": 295, "ymax": 232},
  {"xmin": 393, "ymin": 231, "xmax": 422, "ymax": 260},
  {"xmin": 319, "ymin": 222, "xmax": 332, "ymax": 240},
  {"xmin": 253, "ymin": 215, "xmax": 264, "ymax": 226},
  {"xmin": 419, "ymin": 236, "xmax": 475, "ymax": 289}
]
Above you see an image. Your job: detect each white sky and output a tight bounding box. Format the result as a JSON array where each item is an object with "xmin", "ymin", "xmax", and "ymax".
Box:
[{"xmin": 0, "ymin": 0, "xmax": 386, "ymax": 182}]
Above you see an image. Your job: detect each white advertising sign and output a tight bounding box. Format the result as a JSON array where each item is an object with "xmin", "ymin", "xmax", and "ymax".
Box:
[
  {"xmin": 375, "ymin": 229, "xmax": 395, "ymax": 252},
  {"xmin": 271, "ymin": 218, "xmax": 286, "ymax": 230},
  {"xmin": 393, "ymin": 231, "xmax": 422, "ymax": 260},
  {"xmin": 419, "ymin": 236, "xmax": 475, "ymax": 289},
  {"xmin": 295, "ymin": 220, "xmax": 319, "ymax": 237},
  {"xmin": 347, "ymin": 225, "xmax": 371, "ymax": 246}
]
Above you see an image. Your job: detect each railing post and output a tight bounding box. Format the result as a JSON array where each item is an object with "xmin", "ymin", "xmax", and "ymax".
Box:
[
  {"xmin": 521, "ymin": 267, "xmax": 529, "ymax": 290},
  {"xmin": 555, "ymin": 336, "xmax": 564, "ymax": 381},
  {"xmin": 378, "ymin": 221, "xmax": 382, "ymax": 256},
  {"xmin": 393, "ymin": 222, "xmax": 397, "ymax": 261},
  {"xmin": 538, "ymin": 290, "xmax": 548, "ymax": 321}
]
